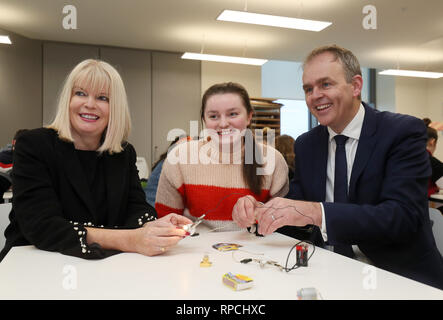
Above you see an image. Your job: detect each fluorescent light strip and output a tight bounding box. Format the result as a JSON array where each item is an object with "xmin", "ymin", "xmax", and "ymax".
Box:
[
  {"xmin": 0, "ymin": 35, "xmax": 12, "ymax": 44},
  {"xmin": 217, "ymin": 10, "xmax": 331, "ymax": 32},
  {"xmin": 379, "ymin": 69, "xmax": 443, "ymax": 79},
  {"xmin": 182, "ymin": 52, "xmax": 267, "ymax": 66}
]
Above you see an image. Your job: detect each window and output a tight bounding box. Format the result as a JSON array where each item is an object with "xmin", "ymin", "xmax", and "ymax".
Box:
[{"xmin": 276, "ymin": 99, "xmax": 310, "ymax": 140}]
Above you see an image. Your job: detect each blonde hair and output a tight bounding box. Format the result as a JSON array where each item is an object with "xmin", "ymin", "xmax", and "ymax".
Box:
[{"xmin": 47, "ymin": 59, "xmax": 131, "ymax": 154}]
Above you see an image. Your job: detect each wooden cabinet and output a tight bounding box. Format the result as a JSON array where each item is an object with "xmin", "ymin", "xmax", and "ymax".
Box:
[{"xmin": 250, "ymin": 98, "xmax": 282, "ymax": 136}]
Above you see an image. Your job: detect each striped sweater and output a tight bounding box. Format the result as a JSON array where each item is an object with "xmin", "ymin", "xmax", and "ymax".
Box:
[{"xmin": 155, "ymin": 138, "xmax": 289, "ymax": 231}]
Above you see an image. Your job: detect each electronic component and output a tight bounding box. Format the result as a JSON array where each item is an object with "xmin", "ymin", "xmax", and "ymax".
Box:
[
  {"xmin": 239, "ymin": 257, "xmax": 284, "ymax": 271},
  {"xmin": 296, "ymin": 244, "xmax": 308, "ymax": 267},
  {"xmin": 200, "ymin": 254, "xmax": 212, "ymax": 267},
  {"xmin": 297, "ymin": 287, "xmax": 319, "ymax": 300},
  {"xmin": 212, "ymin": 243, "xmax": 242, "ymax": 251},
  {"xmin": 182, "ymin": 214, "xmax": 205, "ymax": 236},
  {"xmin": 222, "ymin": 273, "xmax": 254, "ymax": 291}
]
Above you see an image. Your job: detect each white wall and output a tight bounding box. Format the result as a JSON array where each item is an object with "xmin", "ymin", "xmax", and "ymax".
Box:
[
  {"xmin": 0, "ymin": 29, "xmax": 42, "ymax": 147},
  {"xmin": 261, "ymin": 60, "xmax": 304, "ymax": 100},
  {"xmin": 376, "ymin": 70, "xmax": 396, "ymax": 113},
  {"xmin": 201, "ymin": 61, "xmax": 261, "ymax": 98},
  {"xmin": 394, "ymin": 76, "xmax": 443, "ymax": 161},
  {"xmin": 395, "ymin": 77, "xmax": 429, "ymax": 118}
]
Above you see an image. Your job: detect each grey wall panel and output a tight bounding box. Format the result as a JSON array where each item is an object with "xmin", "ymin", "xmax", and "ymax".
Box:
[
  {"xmin": 100, "ymin": 47, "xmax": 152, "ymax": 167},
  {"xmin": 152, "ymin": 52, "xmax": 201, "ymax": 164},
  {"xmin": 42, "ymin": 42, "xmax": 99, "ymax": 126},
  {"xmin": 0, "ymin": 29, "xmax": 42, "ymax": 147}
]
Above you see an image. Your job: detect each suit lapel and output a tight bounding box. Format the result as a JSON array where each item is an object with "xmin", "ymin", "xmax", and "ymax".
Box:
[
  {"xmin": 314, "ymin": 126, "xmax": 329, "ymax": 201},
  {"xmin": 104, "ymin": 149, "xmax": 126, "ymax": 224},
  {"xmin": 349, "ymin": 103, "xmax": 377, "ymax": 201},
  {"xmin": 56, "ymin": 138, "xmax": 95, "ymax": 218}
]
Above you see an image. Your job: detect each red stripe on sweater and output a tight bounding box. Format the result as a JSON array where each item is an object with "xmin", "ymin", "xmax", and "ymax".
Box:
[
  {"xmin": 155, "ymin": 202, "xmax": 184, "ymax": 218},
  {"xmin": 183, "ymin": 185, "xmax": 270, "ymax": 220},
  {"xmin": 0, "ymin": 163, "xmax": 12, "ymax": 169}
]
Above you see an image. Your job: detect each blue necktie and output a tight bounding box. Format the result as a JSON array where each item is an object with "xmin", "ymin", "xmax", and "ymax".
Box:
[{"xmin": 333, "ymin": 135, "xmax": 354, "ymax": 258}]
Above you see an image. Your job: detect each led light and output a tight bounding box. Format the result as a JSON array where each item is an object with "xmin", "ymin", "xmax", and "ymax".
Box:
[
  {"xmin": 379, "ymin": 69, "xmax": 443, "ymax": 79},
  {"xmin": 0, "ymin": 35, "xmax": 12, "ymax": 44},
  {"xmin": 217, "ymin": 10, "xmax": 331, "ymax": 32},
  {"xmin": 182, "ymin": 52, "xmax": 267, "ymax": 66}
]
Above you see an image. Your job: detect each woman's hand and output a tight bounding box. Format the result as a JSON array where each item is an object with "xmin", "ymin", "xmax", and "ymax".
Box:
[{"xmin": 132, "ymin": 213, "xmax": 193, "ymax": 256}]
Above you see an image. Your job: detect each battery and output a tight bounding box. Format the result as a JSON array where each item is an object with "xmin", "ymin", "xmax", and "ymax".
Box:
[{"xmin": 296, "ymin": 244, "xmax": 308, "ymax": 267}]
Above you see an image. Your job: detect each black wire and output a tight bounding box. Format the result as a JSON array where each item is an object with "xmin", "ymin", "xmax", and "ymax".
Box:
[
  {"xmin": 201, "ymin": 192, "xmax": 317, "ymax": 270},
  {"xmin": 283, "ymin": 240, "xmax": 315, "ymax": 273}
]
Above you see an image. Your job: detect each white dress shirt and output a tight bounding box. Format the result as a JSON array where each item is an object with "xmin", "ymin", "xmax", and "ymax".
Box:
[{"xmin": 319, "ymin": 104, "xmax": 371, "ymax": 263}]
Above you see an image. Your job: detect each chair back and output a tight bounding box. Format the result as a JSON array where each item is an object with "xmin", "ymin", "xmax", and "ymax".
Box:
[
  {"xmin": 0, "ymin": 203, "xmax": 12, "ymax": 249},
  {"xmin": 136, "ymin": 157, "xmax": 149, "ymax": 180},
  {"xmin": 429, "ymin": 207, "xmax": 443, "ymax": 255}
]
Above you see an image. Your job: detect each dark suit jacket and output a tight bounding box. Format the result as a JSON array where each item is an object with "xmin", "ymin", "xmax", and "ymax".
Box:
[
  {"xmin": 283, "ymin": 103, "xmax": 443, "ymax": 289},
  {"xmin": 0, "ymin": 128, "xmax": 156, "ymax": 261}
]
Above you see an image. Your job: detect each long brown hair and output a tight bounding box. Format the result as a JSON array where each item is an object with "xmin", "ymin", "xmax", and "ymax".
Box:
[{"xmin": 201, "ymin": 82, "xmax": 264, "ymax": 195}]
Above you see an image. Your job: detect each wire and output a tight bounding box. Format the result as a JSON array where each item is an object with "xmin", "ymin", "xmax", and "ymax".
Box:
[
  {"xmin": 196, "ymin": 192, "xmax": 318, "ymax": 271},
  {"xmin": 231, "ymin": 240, "xmax": 316, "ymax": 273},
  {"xmin": 283, "ymin": 240, "xmax": 315, "ymax": 272},
  {"xmin": 200, "ymin": 192, "xmax": 316, "ymax": 234}
]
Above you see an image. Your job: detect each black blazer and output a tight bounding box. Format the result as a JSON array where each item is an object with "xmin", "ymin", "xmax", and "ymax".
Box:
[
  {"xmin": 284, "ymin": 103, "xmax": 443, "ymax": 289},
  {"xmin": 0, "ymin": 128, "xmax": 156, "ymax": 261}
]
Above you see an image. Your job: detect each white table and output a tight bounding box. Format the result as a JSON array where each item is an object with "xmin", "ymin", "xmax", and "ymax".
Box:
[
  {"xmin": 430, "ymin": 193, "xmax": 443, "ymax": 203},
  {"xmin": 0, "ymin": 230, "xmax": 442, "ymax": 300},
  {"xmin": 2, "ymin": 191, "xmax": 12, "ymax": 203}
]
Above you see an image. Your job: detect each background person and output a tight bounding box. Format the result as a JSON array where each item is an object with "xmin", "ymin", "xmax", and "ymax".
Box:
[
  {"xmin": 423, "ymin": 118, "xmax": 443, "ymax": 195},
  {"xmin": 0, "ymin": 129, "xmax": 29, "ymax": 203},
  {"xmin": 144, "ymin": 136, "xmax": 189, "ymax": 207}
]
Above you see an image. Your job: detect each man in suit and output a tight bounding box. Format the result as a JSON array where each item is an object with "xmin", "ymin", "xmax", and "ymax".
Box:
[{"xmin": 233, "ymin": 45, "xmax": 443, "ymax": 289}]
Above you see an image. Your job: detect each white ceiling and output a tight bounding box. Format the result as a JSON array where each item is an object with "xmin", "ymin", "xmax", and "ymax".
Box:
[{"xmin": 1, "ymin": 0, "xmax": 443, "ymax": 72}]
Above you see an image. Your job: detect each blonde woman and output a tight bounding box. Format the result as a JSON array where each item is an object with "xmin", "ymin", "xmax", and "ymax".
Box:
[{"xmin": 0, "ymin": 59, "xmax": 191, "ymax": 261}]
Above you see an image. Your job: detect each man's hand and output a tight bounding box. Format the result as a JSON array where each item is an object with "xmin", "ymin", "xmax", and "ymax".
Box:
[{"xmin": 255, "ymin": 198, "xmax": 322, "ymax": 235}]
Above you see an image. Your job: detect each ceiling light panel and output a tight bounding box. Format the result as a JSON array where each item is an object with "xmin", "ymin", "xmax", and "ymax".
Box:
[
  {"xmin": 217, "ymin": 10, "xmax": 331, "ymax": 32},
  {"xmin": 182, "ymin": 52, "xmax": 267, "ymax": 66},
  {"xmin": 379, "ymin": 69, "xmax": 443, "ymax": 79}
]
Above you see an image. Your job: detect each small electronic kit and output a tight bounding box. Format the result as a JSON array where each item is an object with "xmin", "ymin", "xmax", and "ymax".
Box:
[
  {"xmin": 222, "ymin": 272, "xmax": 254, "ymax": 291},
  {"xmin": 212, "ymin": 243, "xmax": 243, "ymax": 252}
]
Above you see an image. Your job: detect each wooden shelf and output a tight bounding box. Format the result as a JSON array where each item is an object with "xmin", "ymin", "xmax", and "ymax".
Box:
[{"xmin": 250, "ymin": 98, "xmax": 282, "ymax": 136}]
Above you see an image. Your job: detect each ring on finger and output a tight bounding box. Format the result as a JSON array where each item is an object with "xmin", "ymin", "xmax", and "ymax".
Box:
[
  {"xmin": 160, "ymin": 247, "xmax": 166, "ymax": 252},
  {"xmin": 271, "ymin": 214, "xmax": 276, "ymax": 221}
]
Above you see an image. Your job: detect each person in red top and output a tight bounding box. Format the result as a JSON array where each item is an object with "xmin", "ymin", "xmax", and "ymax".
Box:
[
  {"xmin": 423, "ymin": 118, "xmax": 443, "ymax": 197},
  {"xmin": 0, "ymin": 129, "xmax": 28, "ymax": 203}
]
